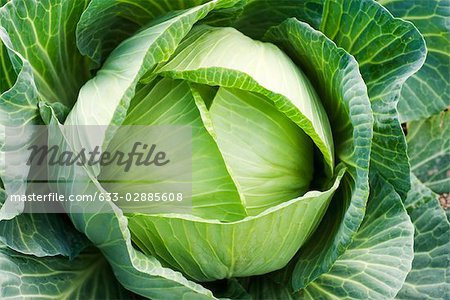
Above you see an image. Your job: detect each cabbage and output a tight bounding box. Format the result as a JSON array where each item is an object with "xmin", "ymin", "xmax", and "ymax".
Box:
[{"xmin": 0, "ymin": 0, "xmax": 448, "ymax": 299}]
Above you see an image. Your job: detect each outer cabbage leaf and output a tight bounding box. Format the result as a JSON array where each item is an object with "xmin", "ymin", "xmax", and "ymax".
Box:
[
  {"xmin": 0, "ymin": 244, "xmax": 138, "ymax": 299},
  {"xmin": 300, "ymin": 172, "xmax": 414, "ymax": 299},
  {"xmin": 407, "ymin": 111, "xmax": 449, "ymax": 195},
  {"xmin": 379, "ymin": 0, "xmax": 450, "ymax": 122},
  {"xmin": 0, "ymin": 0, "xmax": 92, "ymax": 219},
  {"xmin": 396, "ymin": 175, "xmax": 450, "ymax": 299},
  {"xmin": 207, "ymin": 0, "xmax": 324, "ymax": 38},
  {"xmin": 0, "ymin": 0, "xmax": 90, "ymax": 107},
  {"xmin": 76, "ymin": 0, "xmax": 244, "ymax": 64},
  {"xmin": 265, "ymin": 18, "xmax": 372, "ymax": 289},
  {"xmin": 0, "ymin": 16, "xmax": 90, "ymax": 259},
  {"xmin": 320, "ymin": 0, "xmax": 426, "ymax": 199},
  {"xmin": 0, "ymin": 27, "xmax": 40, "ymax": 220},
  {"xmin": 0, "ymin": 186, "xmax": 90, "ymax": 258},
  {"xmin": 0, "ymin": 28, "xmax": 15, "ymax": 92}
]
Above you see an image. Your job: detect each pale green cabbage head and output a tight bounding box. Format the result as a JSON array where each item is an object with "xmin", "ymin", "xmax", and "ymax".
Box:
[{"xmin": 79, "ymin": 24, "xmax": 338, "ymax": 281}]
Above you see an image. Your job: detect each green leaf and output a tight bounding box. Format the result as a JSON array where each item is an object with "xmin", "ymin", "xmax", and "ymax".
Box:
[
  {"xmin": 265, "ymin": 19, "xmax": 372, "ymax": 289},
  {"xmin": 0, "ymin": 32, "xmax": 15, "ymax": 92},
  {"xmin": 76, "ymin": 0, "xmax": 243, "ymax": 64},
  {"xmin": 301, "ymin": 172, "xmax": 414, "ymax": 299},
  {"xmin": 158, "ymin": 25, "xmax": 334, "ymax": 175},
  {"xmin": 0, "ymin": 212, "xmax": 89, "ymax": 259},
  {"xmin": 210, "ymin": 0, "xmax": 324, "ymax": 38},
  {"xmin": 239, "ymin": 276, "xmax": 298, "ymax": 300},
  {"xmin": 0, "ymin": 27, "xmax": 40, "ymax": 220},
  {"xmin": 0, "ymin": 0, "xmax": 90, "ymax": 107},
  {"xmin": 102, "ymin": 78, "xmax": 247, "ymax": 221},
  {"xmin": 0, "ymin": 185, "xmax": 90, "ymax": 258},
  {"xmin": 0, "ymin": 0, "xmax": 91, "ymax": 219},
  {"xmin": 378, "ymin": 0, "xmax": 450, "ymax": 122},
  {"xmin": 0, "ymin": 245, "xmax": 138, "ymax": 299},
  {"xmin": 407, "ymin": 111, "xmax": 449, "ymax": 195},
  {"xmin": 0, "ymin": 214, "xmax": 89, "ymax": 259},
  {"xmin": 128, "ymin": 167, "xmax": 344, "ymax": 282},
  {"xmin": 396, "ymin": 175, "xmax": 450, "ymax": 299},
  {"xmin": 320, "ymin": 0, "xmax": 427, "ymax": 199},
  {"xmin": 205, "ymin": 278, "xmax": 251, "ymax": 300}
]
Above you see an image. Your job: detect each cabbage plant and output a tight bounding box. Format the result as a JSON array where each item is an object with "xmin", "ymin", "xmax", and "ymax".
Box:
[{"xmin": 0, "ymin": 0, "xmax": 449, "ymax": 299}]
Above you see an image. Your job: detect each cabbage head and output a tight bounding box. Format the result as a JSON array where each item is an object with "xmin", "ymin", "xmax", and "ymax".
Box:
[{"xmin": 0, "ymin": 0, "xmax": 448, "ymax": 299}]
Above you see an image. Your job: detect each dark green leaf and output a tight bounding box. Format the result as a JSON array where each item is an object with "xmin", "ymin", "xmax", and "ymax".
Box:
[
  {"xmin": 205, "ymin": 279, "xmax": 251, "ymax": 300},
  {"xmin": 240, "ymin": 276, "xmax": 298, "ymax": 300},
  {"xmin": 76, "ymin": 0, "xmax": 243, "ymax": 64},
  {"xmin": 320, "ymin": 0, "xmax": 427, "ymax": 199},
  {"xmin": 0, "ymin": 186, "xmax": 90, "ymax": 258},
  {"xmin": 0, "ymin": 0, "xmax": 90, "ymax": 107},
  {"xmin": 379, "ymin": 0, "xmax": 450, "ymax": 122},
  {"xmin": 0, "ymin": 245, "xmax": 139, "ymax": 299},
  {"xmin": 0, "ymin": 27, "xmax": 40, "ymax": 220},
  {"xmin": 229, "ymin": 0, "xmax": 324, "ymax": 39},
  {"xmin": 407, "ymin": 111, "xmax": 449, "ymax": 194},
  {"xmin": 300, "ymin": 172, "xmax": 414, "ymax": 299},
  {"xmin": 0, "ymin": 33, "xmax": 15, "ymax": 92},
  {"xmin": 396, "ymin": 175, "xmax": 450, "ymax": 299}
]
